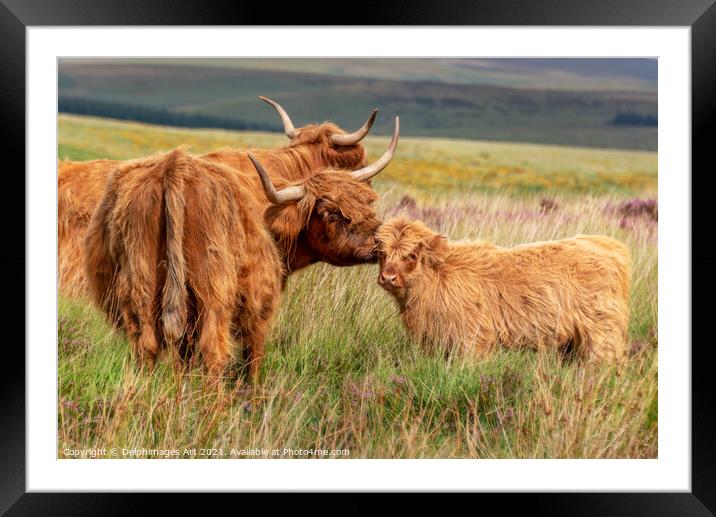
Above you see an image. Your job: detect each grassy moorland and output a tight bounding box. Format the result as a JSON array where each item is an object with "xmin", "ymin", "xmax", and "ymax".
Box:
[{"xmin": 57, "ymin": 115, "xmax": 657, "ymax": 459}]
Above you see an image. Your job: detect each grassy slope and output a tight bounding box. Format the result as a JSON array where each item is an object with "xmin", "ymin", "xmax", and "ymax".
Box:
[
  {"xmin": 59, "ymin": 115, "xmax": 657, "ymax": 195},
  {"xmin": 58, "ymin": 116, "xmax": 657, "ymax": 458},
  {"xmin": 58, "ymin": 62, "xmax": 658, "ymax": 151}
]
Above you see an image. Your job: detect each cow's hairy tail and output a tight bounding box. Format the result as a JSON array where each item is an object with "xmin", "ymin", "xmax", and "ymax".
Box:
[{"xmin": 161, "ymin": 150, "xmax": 188, "ymax": 346}]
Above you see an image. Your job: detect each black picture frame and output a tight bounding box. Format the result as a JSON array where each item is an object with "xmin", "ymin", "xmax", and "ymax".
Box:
[{"xmin": 2, "ymin": 0, "xmax": 714, "ymax": 512}]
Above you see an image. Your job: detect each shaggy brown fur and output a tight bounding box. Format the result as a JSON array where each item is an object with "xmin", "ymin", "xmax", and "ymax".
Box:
[
  {"xmin": 58, "ymin": 159, "xmax": 121, "ymax": 297},
  {"xmin": 377, "ymin": 218, "xmax": 631, "ymax": 361},
  {"xmin": 84, "ymin": 149, "xmax": 382, "ymax": 380},
  {"xmin": 60, "ymin": 122, "xmax": 368, "ymax": 298}
]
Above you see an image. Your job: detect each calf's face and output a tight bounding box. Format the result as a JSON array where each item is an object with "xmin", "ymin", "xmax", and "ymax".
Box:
[
  {"xmin": 378, "ymin": 251, "xmax": 416, "ymax": 291},
  {"xmin": 378, "ymin": 242, "xmax": 437, "ymax": 292},
  {"xmin": 376, "ymin": 218, "xmax": 447, "ymax": 293}
]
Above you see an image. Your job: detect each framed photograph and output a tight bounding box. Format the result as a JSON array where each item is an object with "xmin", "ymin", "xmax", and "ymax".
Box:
[{"xmin": 4, "ymin": 0, "xmax": 714, "ymax": 510}]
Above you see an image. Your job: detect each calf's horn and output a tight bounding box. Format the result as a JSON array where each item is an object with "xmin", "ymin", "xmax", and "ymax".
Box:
[
  {"xmin": 259, "ymin": 96, "xmax": 297, "ymax": 139},
  {"xmin": 330, "ymin": 109, "xmax": 379, "ymax": 146},
  {"xmin": 248, "ymin": 154, "xmax": 305, "ymax": 204},
  {"xmin": 350, "ymin": 116, "xmax": 400, "ymax": 183}
]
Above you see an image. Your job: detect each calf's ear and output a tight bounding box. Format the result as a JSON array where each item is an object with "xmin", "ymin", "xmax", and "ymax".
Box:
[
  {"xmin": 425, "ymin": 233, "xmax": 448, "ymax": 266},
  {"xmin": 429, "ymin": 233, "xmax": 448, "ymax": 251}
]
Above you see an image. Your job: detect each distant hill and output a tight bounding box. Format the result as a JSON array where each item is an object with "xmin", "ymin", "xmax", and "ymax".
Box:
[
  {"xmin": 58, "ymin": 61, "xmax": 657, "ymax": 151},
  {"xmin": 63, "ymin": 58, "xmax": 657, "ymax": 93}
]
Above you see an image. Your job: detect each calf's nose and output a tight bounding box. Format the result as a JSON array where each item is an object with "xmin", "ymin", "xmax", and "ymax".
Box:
[{"xmin": 380, "ymin": 271, "xmax": 397, "ymax": 285}]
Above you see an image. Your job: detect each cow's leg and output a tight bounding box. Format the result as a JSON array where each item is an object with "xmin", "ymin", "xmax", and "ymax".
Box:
[
  {"xmin": 178, "ymin": 291, "xmax": 198, "ymax": 366},
  {"xmin": 198, "ymin": 306, "xmax": 233, "ymax": 383},
  {"xmin": 170, "ymin": 312, "xmax": 195, "ymax": 371},
  {"xmin": 243, "ymin": 318, "xmax": 269, "ymax": 383},
  {"xmin": 121, "ymin": 282, "xmax": 159, "ymax": 368},
  {"xmin": 116, "ymin": 273, "xmax": 150, "ymax": 368},
  {"xmin": 131, "ymin": 261, "xmax": 161, "ymax": 369},
  {"xmin": 233, "ymin": 317, "xmax": 267, "ymax": 385},
  {"xmin": 121, "ymin": 305, "xmax": 141, "ymax": 358},
  {"xmin": 138, "ymin": 322, "xmax": 159, "ymax": 368},
  {"xmin": 121, "ymin": 310, "xmax": 157, "ymax": 368},
  {"xmin": 233, "ymin": 295, "xmax": 279, "ymax": 385},
  {"xmin": 176, "ymin": 334, "xmax": 194, "ymax": 366}
]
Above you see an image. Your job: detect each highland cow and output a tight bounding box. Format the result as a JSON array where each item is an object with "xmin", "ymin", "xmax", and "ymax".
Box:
[
  {"xmin": 59, "ymin": 96, "xmax": 379, "ymax": 297},
  {"xmin": 59, "ymin": 158, "xmax": 121, "ymax": 298},
  {"xmin": 83, "ymin": 119, "xmax": 400, "ymax": 381},
  {"xmin": 376, "ymin": 218, "xmax": 631, "ymax": 361}
]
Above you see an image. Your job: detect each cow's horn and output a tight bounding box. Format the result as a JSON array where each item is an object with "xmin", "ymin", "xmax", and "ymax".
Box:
[
  {"xmin": 350, "ymin": 116, "xmax": 400, "ymax": 183},
  {"xmin": 259, "ymin": 96, "xmax": 297, "ymax": 140},
  {"xmin": 330, "ymin": 109, "xmax": 379, "ymax": 146},
  {"xmin": 248, "ymin": 154, "xmax": 305, "ymax": 204}
]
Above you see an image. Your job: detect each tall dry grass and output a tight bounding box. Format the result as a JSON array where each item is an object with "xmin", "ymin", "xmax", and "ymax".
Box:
[{"xmin": 59, "ymin": 187, "xmax": 657, "ymax": 459}]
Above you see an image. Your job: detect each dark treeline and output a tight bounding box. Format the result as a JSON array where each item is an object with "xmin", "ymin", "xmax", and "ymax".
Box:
[
  {"xmin": 58, "ymin": 96, "xmax": 281, "ymax": 133},
  {"xmin": 611, "ymin": 112, "xmax": 658, "ymax": 127}
]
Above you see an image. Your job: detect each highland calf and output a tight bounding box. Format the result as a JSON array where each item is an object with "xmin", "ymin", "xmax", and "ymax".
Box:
[
  {"xmin": 84, "ymin": 120, "xmax": 400, "ymax": 381},
  {"xmin": 376, "ymin": 218, "xmax": 631, "ymax": 361},
  {"xmin": 60, "ymin": 96, "xmax": 378, "ymax": 297}
]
